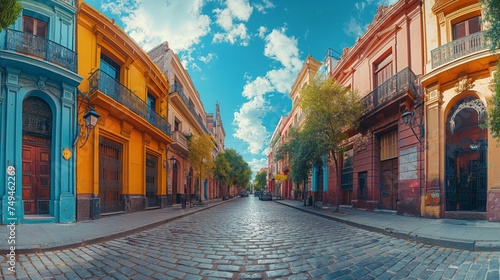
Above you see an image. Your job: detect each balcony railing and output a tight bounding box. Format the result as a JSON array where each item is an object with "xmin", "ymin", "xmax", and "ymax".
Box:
[
  {"xmin": 170, "ymin": 83, "xmax": 209, "ymax": 134},
  {"xmin": 4, "ymin": 29, "xmax": 77, "ymax": 72},
  {"xmin": 89, "ymin": 69, "xmax": 171, "ymax": 136},
  {"xmin": 431, "ymin": 31, "xmax": 490, "ymax": 69},
  {"xmin": 360, "ymin": 67, "xmax": 418, "ymax": 113}
]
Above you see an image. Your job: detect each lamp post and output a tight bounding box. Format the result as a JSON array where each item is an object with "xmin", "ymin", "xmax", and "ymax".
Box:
[
  {"xmin": 74, "ymin": 90, "xmax": 100, "ymax": 147},
  {"xmin": 401, "ymin": 101, "xmax": 424, "ymax": 143},
  {"xmin": 168, "ymin": 156, "xmax": 177, "ymax": 207}
]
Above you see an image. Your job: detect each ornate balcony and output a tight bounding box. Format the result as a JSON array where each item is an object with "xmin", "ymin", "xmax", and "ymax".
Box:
[
  {"xmin": 89, "ymin": 69, "xmax": 171, "ymax": 136},
  {"xmin": 169, "ymin": 83, "xmax": 209, "ymax": 134},
  {"xmin": 360, "ymin": 67, "xmax": 419, "ymax": 115},
  {"xmin": 171, "ymin": 130, "xmax": 188, "ymax": 152},
  {"xmin": 431, "ymin": 31, "xmax": 490, "ymax": 69},
  {"xmin": 4, "ymin": 29, "xmax": 77, "ymax": 72}
]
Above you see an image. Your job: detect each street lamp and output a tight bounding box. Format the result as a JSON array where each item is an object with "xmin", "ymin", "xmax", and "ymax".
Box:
[
  {"xmin": 401, "ymin": 101, "xmax": 424, "ymax": 143},
  {"xmin": 73, "ymin": 90, "xmax": 100, "ymax": 147}
]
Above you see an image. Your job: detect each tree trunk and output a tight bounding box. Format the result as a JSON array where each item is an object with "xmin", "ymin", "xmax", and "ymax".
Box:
[{"xmin": 332, "ymin": 150, "xmax": 340, "ymax": 212}]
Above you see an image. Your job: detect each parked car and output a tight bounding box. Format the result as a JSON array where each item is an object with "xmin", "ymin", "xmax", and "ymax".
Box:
[
  {"xmin": 240, "ymin": 190, "xmax": 249, "ymax": 197},
  {"xmin": 254, "ymin": 191, "xmax": 260, "ymax": 197},
  {"xmin": 259, "ymin": 190, "xmax": 272, "ymax": 201}
]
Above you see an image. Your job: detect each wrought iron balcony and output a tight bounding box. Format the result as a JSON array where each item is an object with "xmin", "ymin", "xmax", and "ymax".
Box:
[
  {"xmin": 170, "ymin": 83, "xmax": 209, "ymax": 134},
  {"xmin": 3, "ymin": 29, "xmax": 77, "ymax": 72},
  {"xmin": 360, "ymin": 67, "xmax": 418, "ymax": 113},
  {"xmin": 431, "ymin": 31, "xmax": 490, "ymax": 69},
  {"xmin": 89, "ymin": 69, "xmax": 171, "ymax": 136}
]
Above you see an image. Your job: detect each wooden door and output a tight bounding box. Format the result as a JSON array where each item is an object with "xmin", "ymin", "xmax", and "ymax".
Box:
[
  {"xmin": 22, "ymin": 144, "xmax": 51, "ymax": 214},
  {"xmin": 380, "ymin": 158, "xmax": 398, "ymax": 210}
]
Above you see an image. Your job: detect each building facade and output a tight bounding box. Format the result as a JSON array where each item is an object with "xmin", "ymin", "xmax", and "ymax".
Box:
[
  {"xmin": 421, "ymin": 0, "xmax": 500, "ymax": 221},
  {"xmin": 76, "ymin": 2, "xmax": 173, "ymax": 221},
  {"xmin": 148, "ymin": 42, "xmax": 212, "ymax": 204},
  {"xmin": 206, "ymin": 102, "xmax": 226, "ymax": 199},
  {"xmin": 328, "ymin": 0, "xmax": 424, "ymax": 215},
  {"xmin": 1, "ymin": 0, "xmax": 81, "ymax": 224}
]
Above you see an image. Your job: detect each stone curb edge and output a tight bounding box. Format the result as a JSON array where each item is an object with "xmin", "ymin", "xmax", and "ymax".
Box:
[
  {"xmin": 276, "ymin": 201, "xmax": 500, "ymax": 252},
  {"xmin": 0, "ymin": 200, "xmax": 229, "ymax": 255}
]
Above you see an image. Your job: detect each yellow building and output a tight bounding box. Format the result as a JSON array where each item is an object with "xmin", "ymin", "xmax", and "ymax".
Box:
[
  {"xmin": 421, "ymin": 0, "xmax": 499, "ymax": 221},
  {"xmin": 76, "ymin": 2, "xmax": 173, "ymax": 220}
]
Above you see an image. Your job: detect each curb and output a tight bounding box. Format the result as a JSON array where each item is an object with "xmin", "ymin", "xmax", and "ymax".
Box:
[
  {"xmin": 275, "ymin": 201, "xmax": 500, "ymax": 252},
  {"xmin": 1, "ymin": 200, "xmax": 229, "ymax": 254}
]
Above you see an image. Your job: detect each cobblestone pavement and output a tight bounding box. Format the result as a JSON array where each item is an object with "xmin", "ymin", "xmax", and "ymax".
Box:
[{"xmin": 2, "ymin": 197, "xmax": 500, "ymax": 279}]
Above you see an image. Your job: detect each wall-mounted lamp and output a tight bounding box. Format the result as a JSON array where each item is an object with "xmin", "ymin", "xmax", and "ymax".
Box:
[
  {"xmin": 73, "ymin": 90, "xmax": 100, "ymax": 148},
  {"xmin": 401, "ymin": 102, "xmax": 424, "ymax": 143}
]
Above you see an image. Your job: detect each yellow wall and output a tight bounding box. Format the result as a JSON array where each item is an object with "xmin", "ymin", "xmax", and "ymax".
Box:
[{"xmin": 76, "ymin": 3, "xmax": 172, "ymax": 201}]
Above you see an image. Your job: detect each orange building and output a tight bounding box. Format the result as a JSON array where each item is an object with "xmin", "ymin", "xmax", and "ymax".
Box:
[{"xmin": 76, "ymin": 2, "xmax": 173, "ymax": 220}]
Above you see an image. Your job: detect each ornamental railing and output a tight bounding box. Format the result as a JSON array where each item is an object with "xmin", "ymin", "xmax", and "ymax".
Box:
[
  {"xmin": 169, "ymin": 83, "xmax": 209, "ymax": 134},
  {"xmin": 4, "ymin": 29, "xmax": 77, "ymax": 72},
  {"xmin": 431, "ymin": 31, "xmax": 490, "ymax": 69},
  {"xmin": 360, "ymin": 67, "xmax": 419, "ymax": 113},
  {"xmin": 89, "ymin": 69, "xmax": 171, "ymax": 136}
]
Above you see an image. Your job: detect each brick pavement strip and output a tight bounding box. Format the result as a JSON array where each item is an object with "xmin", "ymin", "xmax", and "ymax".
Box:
[{"xmin": 3, "ymin": 198, "xmax": 500, "ymax": 279}]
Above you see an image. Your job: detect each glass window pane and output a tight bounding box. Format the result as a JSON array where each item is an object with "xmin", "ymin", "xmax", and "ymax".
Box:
[
  {"xmin": 23, "ymin": 16, "xmax": 34, "ymax": 34},
  {"xmin": 36, "ymin": 20, "xmax": 47, "ymax": 38}
]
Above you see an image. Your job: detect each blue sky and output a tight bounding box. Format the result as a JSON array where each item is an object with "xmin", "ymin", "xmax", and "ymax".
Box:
[{"xmin": 86, "ymin": 0, "xmax": 398, "ymax": 175}]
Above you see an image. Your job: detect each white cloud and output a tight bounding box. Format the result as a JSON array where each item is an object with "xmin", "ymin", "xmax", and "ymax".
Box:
[
  {"xmin": 264, "ymin": 28, "xmax": 301, "ymax": 70},
  {"xmin": 212, "ymin": 0, "xmax": 253, "ymax": 46},
  {"xmin": 199, "ymin": 53, "xmax": 217, "ymax": 64},
  {"xmin": 344, "ymin": 17, "xmax": 366, "ymax": 38},
  {"xmin": 248, "ymin": 157, "xmax": 268, "ymax": 174},
  {"xmin": 258, "ymin": 26, "xmax": 267, "ymax": 39},
  {"xmin": 254, "ymin": 0, "xmax": 275, "ymax": 13},
  {"xmin": 233, "ymin": 27, "xmax": 301, "ymax": 155},
  {"xmin": 233, "ymin": 95, "xmax": 270, "ymax": 154},
  {"xmin": 100, "ymin": 0, "xmax": 211, "ymax": 52}
]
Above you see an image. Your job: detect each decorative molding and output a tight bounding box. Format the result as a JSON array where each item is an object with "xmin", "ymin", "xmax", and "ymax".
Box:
[
  {"xmin": 354, "ymin": 130, "xmax": 371, "ymax": 153},
  {"xmin": 143, "ymin": 132, "xmax": 152, "ymax": 146},
  {"xmin": 455, "ymin": 74, "xmax": 474, "ymax": 94},
  {"xmin": 121, "ymin": 121, "xmax": 133, "ymax": 138},
  {"xmin": 449, "ymin": 99, "xmax": 486, "ymax": 133}
]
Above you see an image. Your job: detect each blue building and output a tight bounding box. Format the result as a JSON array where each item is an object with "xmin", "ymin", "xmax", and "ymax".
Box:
[{"xmin": 0, "ymin": 0, "xmax": 81, "ymax": 224}]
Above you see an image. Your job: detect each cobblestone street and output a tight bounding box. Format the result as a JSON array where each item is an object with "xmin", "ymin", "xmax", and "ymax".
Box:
[{"xmin": 2, "ymin": 198, "xmax": 500, "ymax": 279}]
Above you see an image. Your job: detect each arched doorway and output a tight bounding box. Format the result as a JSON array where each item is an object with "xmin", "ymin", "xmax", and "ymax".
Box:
[
  {"xmin": 22, "ymin": 96, "xmax": 52, "ymax": 215},
  {"xmin": 445, "ymin": 98, "xmax": 487, "ymax": 213}
]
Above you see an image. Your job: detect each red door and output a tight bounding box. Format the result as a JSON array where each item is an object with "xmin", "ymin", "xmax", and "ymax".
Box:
[{"xmin": 22, "ymin": 144, "xmax": 51, "ymax": 214}]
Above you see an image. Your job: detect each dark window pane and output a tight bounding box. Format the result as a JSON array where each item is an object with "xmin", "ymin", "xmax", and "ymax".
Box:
[{"xmin": 23, "ymin": 16, "xmax": 34, "ymax": 34}]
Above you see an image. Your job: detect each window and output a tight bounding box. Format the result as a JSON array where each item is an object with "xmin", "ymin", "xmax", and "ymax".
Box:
[
  {"xmin": 147, "ymin": 93, "xmax": 156, "ymax": 110},
  {"xmin": 174, "ymin": 120, "xmax": 180, "ymax": 131},
  {"xmin": 453, "ymin": 16, "xmax": 481, "ymax": 40},
  {"xmin": 358, "ymin": 172, "xmax": 367, "ymax": 199},
  {"xmin": 341, "ymin": 149, "xmax": 353, "ymax": 190},
  {"xmin": 374, "ymin": 55, "xmax": 393, "ymax": 87},
  {"xmin": 380, "ymin": 131, "xmax": 398, "ymax": 161},
  {"xmin": 100, "ymin": 54, "xmax": 120, "ymax": 80},
  {"xmin": 23, "ymin": 16, "xmax": 47, "ymax": 38}
]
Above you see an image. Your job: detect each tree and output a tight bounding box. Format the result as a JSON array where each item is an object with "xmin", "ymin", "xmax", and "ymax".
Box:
[
  {"xmin": 224, "ymin": 148, "xmax": 252, "ymax": 193},
  {"xmin": 300, "ymin": 77, "xmax": 363, "ymax": 212},
  {"xmin": 275, "ymin": 127, "xmax": 326, "ymax": 204},
  {"xmin": 187, "ymin": 134, "xmax": 214, "ymax": 201},
  {"xmin": 481, "ymin": 0, "xmax": 500, "ymax": 138},
  {"xmin": 214, "ymin": 153, "xmax": 231, "ymax": 197},
  {"xmin": 254, "ymin": 169, "xmax": 267, "ymax": 191},
  {"xmin": 0, "ymin": 0, "xmax": 22, "ymax": 32}
]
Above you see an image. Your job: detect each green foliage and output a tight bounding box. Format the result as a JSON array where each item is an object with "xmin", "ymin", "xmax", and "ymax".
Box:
[
  {"xmin": 214, "ymin": 153, "xmax": 231, "ymax": 186},
  {"xmin": 0, "ymin": 0, "xmax": 22, "ymax": 32},
  {"xmin": 300, "ymin": 78, "xmax": 363, "ymax": 160},
  {"xmin": 222, "ymin": 148, "xmax": 252, "ymax": 188},
  {"xmin": 254, "ymin": 169, "xmax": 267, "ymax": 190},
  {"xmin": 482, "ymin": 0, "xmax": 500, "ymax": 50},
  {"xmin": 187, "ymin": 134, "xmax": 215, "ymax": 180},
  {"xmin": 484, "ymin": 61, "xmax": 500, "ymax": 138},
  {"xmin": 481, "ymin": 0, "xmax": 500, "ymax": 138}
]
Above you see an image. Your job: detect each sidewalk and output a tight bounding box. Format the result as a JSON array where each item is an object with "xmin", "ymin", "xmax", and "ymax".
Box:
[
  {"xmin": 275, "ymin": 199, "xmax": 500, "ymax": 252},
  {"xmin": 0, "ymin": 198, "xmax": 229, "ymax": 254}
]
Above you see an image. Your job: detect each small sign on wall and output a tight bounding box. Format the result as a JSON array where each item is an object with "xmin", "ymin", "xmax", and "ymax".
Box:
[{"xmin": 399, "ymin": 147, "xmax": 418, "ymax": 180}]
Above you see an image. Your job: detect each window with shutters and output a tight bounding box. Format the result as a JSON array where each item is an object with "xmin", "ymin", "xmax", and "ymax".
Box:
[
  {"xmin": 452, "ymin": 16, "xmax": 481, "ymax": 40},
  {"xmin": 374, "ymin": 54, "xmax": 393, "ymax": 87},
  {"xmin": 380, "ymin": 130, "xmax": 398, "ymax": 161}
]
